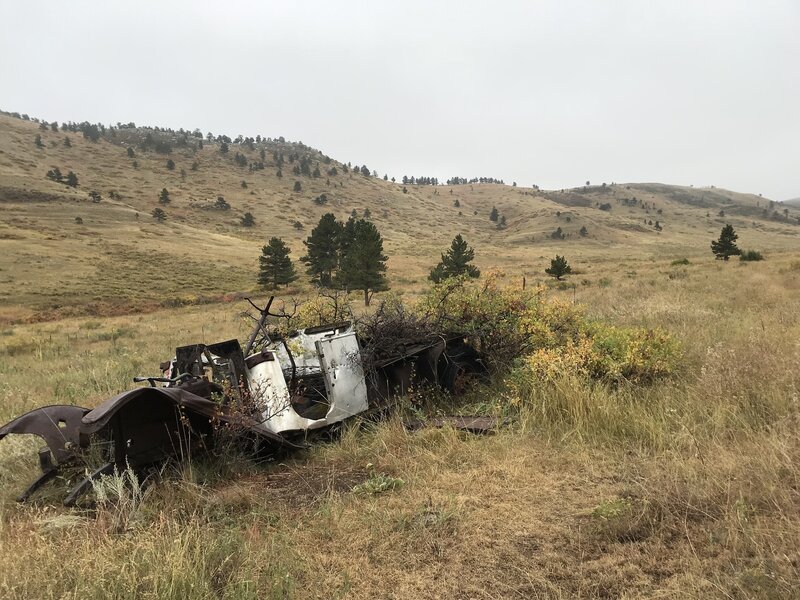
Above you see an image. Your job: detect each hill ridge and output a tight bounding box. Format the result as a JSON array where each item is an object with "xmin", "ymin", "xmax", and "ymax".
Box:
[{"xmin": 1, "ymin": 110, "xmax": 799, "ymax": 321}]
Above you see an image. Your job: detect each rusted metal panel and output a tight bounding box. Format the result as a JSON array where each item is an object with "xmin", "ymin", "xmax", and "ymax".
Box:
[
  {"xmin": 405, "ymin": 415, "xmax": 507, "ymax": 434},
  {"xmin": 0, "ymin": 298, "xmax": 488, "ymax": 505}
]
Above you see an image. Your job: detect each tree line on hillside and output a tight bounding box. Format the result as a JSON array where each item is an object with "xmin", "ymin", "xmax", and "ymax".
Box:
[{"xmin": 446, "ymin": 176, "xmax": 505, "ymax": 185}]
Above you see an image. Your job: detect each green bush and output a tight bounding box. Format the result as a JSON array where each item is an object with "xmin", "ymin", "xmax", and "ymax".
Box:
[
  {"xmin": 418, "ymin": 274, "xmax": 679, "ymax": 382},
  {"xmin": 670, "ymin": 258, "xmax": 690, "ymax": 266},
  {"xmin": 739, "ymin": 249, "xmax": 763, "ymax": 262}
]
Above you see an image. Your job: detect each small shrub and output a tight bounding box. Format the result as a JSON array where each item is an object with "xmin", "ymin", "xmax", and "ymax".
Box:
[
  {"xmin": 353, "ymin": 468, "xmax": 404, "ymax": 496},
  {"xmin": 739, "ymin": 249, "xmax": 763, "ymax": 262},
  {"xmin": 668, "ymin": 269, "xmax": 688, "ymax": 280},
  {"xmin": 591, "ymin": 497, "xmax": 653, "ymax": 542},
  {"xmin": 670, "ymin": 258, "xmax": 690, "ymax": 266}
]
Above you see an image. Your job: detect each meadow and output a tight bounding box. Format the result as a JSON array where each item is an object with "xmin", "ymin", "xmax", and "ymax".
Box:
[{"xmin": 0, "ymin": 252, "xmax": 798, "ymax": 598}]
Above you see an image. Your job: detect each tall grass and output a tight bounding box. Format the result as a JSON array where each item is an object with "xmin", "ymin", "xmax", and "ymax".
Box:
[{"xmin": 0, "ymin": 256, "xmax": 798, "ymax": 597}]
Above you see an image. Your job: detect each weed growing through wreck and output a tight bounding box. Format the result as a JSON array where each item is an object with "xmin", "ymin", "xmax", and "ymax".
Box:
[{"xmin": 91, "ymin": 462, "xmax": 147, "ymax": 533}]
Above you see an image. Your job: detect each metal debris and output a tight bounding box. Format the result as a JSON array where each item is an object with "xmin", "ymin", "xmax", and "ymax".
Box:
[
  {"xmin": 404, "ymin": 415, "xmax": 507, "ymax": 434},
  {"xmin": 0, "ymin": 297, "xmax": 487, "ymax": 505}
]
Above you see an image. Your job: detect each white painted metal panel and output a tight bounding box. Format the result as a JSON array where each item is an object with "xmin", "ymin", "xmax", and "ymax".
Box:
[
  {"xmin": 245, "ymin": 330, "xmax": 368, "ymax": 434},
  {"xmin": 316, "ymin": 332, "xmax": 369, "ymax": 422}
]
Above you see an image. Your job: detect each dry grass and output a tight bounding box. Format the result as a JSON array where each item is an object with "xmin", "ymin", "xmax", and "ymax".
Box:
[{"xmin": 0, "ymin": 254, "xmax": 798, "ymax": 597}]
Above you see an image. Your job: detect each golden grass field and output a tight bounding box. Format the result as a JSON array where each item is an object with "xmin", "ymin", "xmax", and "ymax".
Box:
[{"xmin": 1, "ymin": 112, "xmax": 800, "ymax": 598}]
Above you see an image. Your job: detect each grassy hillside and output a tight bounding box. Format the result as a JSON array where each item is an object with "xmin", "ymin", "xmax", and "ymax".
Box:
[{"xmin": 1, "ymin": 112, "xmax": 799, "ymax": 322}]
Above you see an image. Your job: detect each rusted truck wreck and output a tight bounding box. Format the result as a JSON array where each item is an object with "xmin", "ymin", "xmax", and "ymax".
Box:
[{"xmin": 0, "ymin": 300, "xmax": 485, "ymax": 505}]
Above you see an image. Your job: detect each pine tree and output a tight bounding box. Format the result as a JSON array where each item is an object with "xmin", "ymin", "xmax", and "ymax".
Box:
[
  {"xmin": 258, "ymin": 237, "xmax": 298, "ymax": 289},
  {"xmin": 711, "ymin": 224, "xmax": 741, "ymax": 260},
  {"xmin": 545, "ymin": 255, "xmax": 571, "ymax": 280},
  {"xmin": 301, "ymin": 213, "xmax": 342, "ymax": 287},
  {"xmin": 240, "ymin": 212, "xmax": 255, "ymax": 227},
  {"xmin": 46, "ymin": 167, "xmax": 63, "ymax": 182},
  {"xmin": 159, "ymin": 188, "xmax": 170, "ymax": 204},
  {"xmin": 429, "ymin": 234, "xmax": 480, "ymax": 283},
  {"xmin": 293, "ymin": 181, "xmax": 302, "ymax": 192},
  {"xmin": 127, "ymin": 147, "xmax": 135, "ymax": 158},
  {"xmin": 34, "ymin": 134, "xmax": 44, "ymax": 148},
  {"xmin": 166, "ymin": 159, "xmax": 175, "ymax": 170},
  {"xmin": 151, "ymin": 207, "xmax": 167, "ymax": 221},
  {"xmin": 579, "ymin": 226, "xmax": 588, "ymax": 237},
  {"xmin": 338, "ymin": 216, "xmax": 357, "ymax": 268},
  {"xmin": 489, "ymin": 207, "xmax": 499, "ymax": 222},
  {"xmin": 65, "ymin": 171, "xmax": 79, "ymax": 187},
  {"xmin": 337, "ymin": 219, "xmax": 388, "ymax": 306},
  {"xmin": 63, "ymin": 136, "xmax": 71, "ymax": 148}
]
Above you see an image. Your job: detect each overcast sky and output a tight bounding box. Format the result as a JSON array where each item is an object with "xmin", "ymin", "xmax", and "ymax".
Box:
[{"xmin": 2, "ymin": 1, "xmax": 798, "ymax": 200}]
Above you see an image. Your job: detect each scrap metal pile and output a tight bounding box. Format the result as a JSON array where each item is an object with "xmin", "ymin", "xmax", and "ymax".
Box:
[{"xmin": 0, "ymin": 298, "xmax": 487, "ymax": 505}]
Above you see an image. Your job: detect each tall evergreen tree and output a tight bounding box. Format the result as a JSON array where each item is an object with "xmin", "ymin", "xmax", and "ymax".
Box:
[
  {"xmin": 338, "ymin": 217, "xmax": 357, "ymax": 267},
  {"xmin": 258, "ymin": 237, "xmax": 297, "ymax": 289},
  {"xmin": 489, "ymin": 206, "xmax": 499, "ymax": 222},
  {"xmin": 711, "ymin": 224, "xmax": 741, "ymax": 260},
  {"xmin": 337, "ymin": 219, "xmax": 388, "ymax": 306},
  {"xmin": 301, "ymin": 213, "xmax": 343, "ymax": 287},
  {"xmin": 429, "ymin": 234, "xmax": 480, "ymax": 283},
  {"xmin": 159, "ymin": 188, "xmax": 170, "ymax": 204}
]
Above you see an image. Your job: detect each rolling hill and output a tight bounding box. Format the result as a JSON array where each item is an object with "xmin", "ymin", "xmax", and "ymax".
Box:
[{"xmin": 1, "ymin": 111, "xmax": 799, "ymax": 321}]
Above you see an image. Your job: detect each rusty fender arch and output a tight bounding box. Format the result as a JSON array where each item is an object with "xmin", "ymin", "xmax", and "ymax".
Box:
[
  {"xmin": 79, "ymin": 387, "xmax": 290, "ymax": 463},
  {"xmin": 0, "ymin": 404, "xmax": 90, "ymax": 464}
]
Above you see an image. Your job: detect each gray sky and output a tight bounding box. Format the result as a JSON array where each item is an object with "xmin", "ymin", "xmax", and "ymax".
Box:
[{"xmin": 2, "ymin": 0, "xmax": 798, "ymax": 200}]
